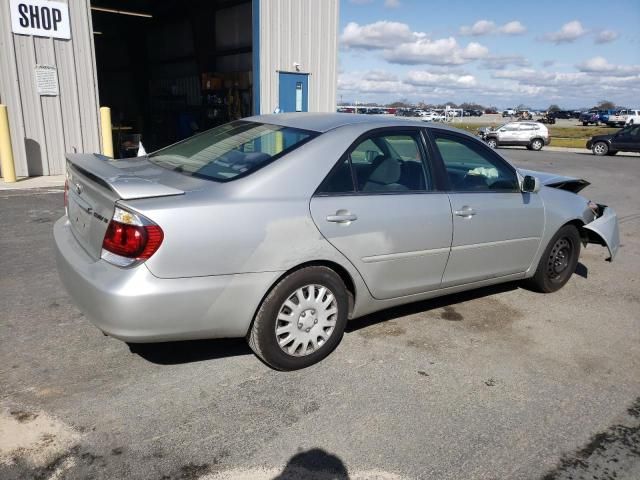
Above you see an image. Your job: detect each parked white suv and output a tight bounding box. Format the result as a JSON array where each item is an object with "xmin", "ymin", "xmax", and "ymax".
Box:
[{"xmin": 478, "ymin": 122, "xmax": 550, "ymax": 151}]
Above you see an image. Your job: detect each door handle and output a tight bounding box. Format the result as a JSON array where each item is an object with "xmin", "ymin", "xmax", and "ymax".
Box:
[
  {"xmin": 326, "ymin": 211, "xmax": 358, "ymax": 223},
  {"xmin": 454, "ymin": 206, "xmax": 476, "ymax": 218}
]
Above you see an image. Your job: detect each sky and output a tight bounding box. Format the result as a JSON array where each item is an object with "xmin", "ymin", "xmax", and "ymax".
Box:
[{"xmin": 337, "ymin": 0, "xmax": 640, "ymax": 108}]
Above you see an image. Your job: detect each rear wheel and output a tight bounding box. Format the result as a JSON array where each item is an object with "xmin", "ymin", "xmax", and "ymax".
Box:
[
  {"xmin": 592, "ymin": 141, "xmax": 609, "ymax": 156},
  {"xmin": 530, "ymin": 138, "xmax": 544, "ymax": 151},
  {"xmin": 525, "ymin": 225, "xmax": 581, "ymax": 293},
  {"xmin": 248, "ymin": 266, "xmax": 348, "ymax": 370}
]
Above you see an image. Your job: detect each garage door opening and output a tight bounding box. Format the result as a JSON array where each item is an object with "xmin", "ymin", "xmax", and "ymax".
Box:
[{"xmin": 91, "ymin": 0, "xmax": 254, "ymax": 156}]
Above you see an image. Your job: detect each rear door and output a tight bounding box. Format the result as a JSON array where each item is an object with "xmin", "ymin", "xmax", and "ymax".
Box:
[
  {"xmin": 427, "ymin": 129, "xmax": 545, "ymax": 286},
  {"xmin": 310, "ymin": 128, "xmax": 452, "ymax": 300}
]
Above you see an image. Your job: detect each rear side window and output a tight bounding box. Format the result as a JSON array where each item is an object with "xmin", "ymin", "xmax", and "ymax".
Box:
[
  {"xmin": 317, "ymin": 131, "xmax": 431, "ymax": 194},
  {"xmin": 432, "ymin": 133, "xmax": 519, "ymax": 192},
  {"xmin": 148, "ymin": 121, "xmax": 317, "ymax": 182}
]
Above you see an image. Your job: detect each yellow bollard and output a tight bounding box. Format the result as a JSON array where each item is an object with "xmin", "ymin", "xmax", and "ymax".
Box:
[
  {"xmin": 99, "ymin": 106, "xmax": 114, "ymax": 158},
  {"xmin": 0, "ymin": 105, "xmax": 17, "ymax": 183}
]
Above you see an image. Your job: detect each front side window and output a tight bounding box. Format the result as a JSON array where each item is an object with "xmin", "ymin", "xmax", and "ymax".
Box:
[
  {"xmin": 318, "ymin": 131, "xmax": 431, "ymax": 194},
  {"xmin": 149, "ymin": 121, "xmax": 317, "ymax": 181},
  {"xmin": 432, "ymin": 133, "xmax": 519, "ymax": 192}
]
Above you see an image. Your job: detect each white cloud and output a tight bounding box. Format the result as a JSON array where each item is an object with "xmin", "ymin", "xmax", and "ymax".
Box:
[
  {"xmin": 338, "ymin": 71, "xmax": 415, "ymax": 95},
  {"xmin": 577, "ymin": 56, "xmax": 640, "ymax": 76},
  {"xmin": 340, "ymin": 21, "xmax": 417, "ymax": 49},
  {"xmin": 481, "ymin": 55, "xmax": 530, "ymax": 70},
  {"xmin": 460, "ymin": 20, "xmax": 495, "ymax": 36},
  {"xmin": 499, "ymin": 21, "xmax": 527, "ymax": 35},
  {"xmin": 405, "ymin": 71, "xmax": 477, "ymax": 88},
  {"xmin": 384, "ymin": 0, "xmax": 401, "ymax": 7},
  {"xmin": 543, "ymin": 20, "xmax": 588, "ymax": 44},
  {"xmin": 460, "ymin": 20, "xmax": 526, "ymax": 36},
  {"xmin": 384, "ymin": 37, "xmax": 489, "ymax": 65},
  {"xmin": 595, "ymin": 30, "xmax": 619, "ymax": 44}
]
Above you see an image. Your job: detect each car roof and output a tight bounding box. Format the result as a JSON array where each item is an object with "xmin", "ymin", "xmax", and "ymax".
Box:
[{"xmin": 243, "ymin": 112, "xmax": 463, "ymax": 134}]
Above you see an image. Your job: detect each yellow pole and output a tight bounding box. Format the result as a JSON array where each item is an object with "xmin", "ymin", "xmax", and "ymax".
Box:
[
  {"xmin": 99, "ymin": 106, "xmax": 114, "ymax": 158},
  {"xmin": 0, "ymin": 105, "xmax": 17, "ymax": 183},
  {"xmin": 275, "ymin": 130, "xmax": 283, "ymax": 154}
]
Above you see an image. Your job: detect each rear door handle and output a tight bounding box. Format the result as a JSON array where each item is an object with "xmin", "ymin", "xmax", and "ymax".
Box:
[
  {"xmin": 326, "ymin": 211, "xmax": 358, "ymax": 223},
  {"xmin": 454, "ymin": 206, "xmax": 476, "ymax": 218}
]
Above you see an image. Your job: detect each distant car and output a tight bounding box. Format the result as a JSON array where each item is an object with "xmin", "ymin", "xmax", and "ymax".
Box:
[
  {"xmin": 597, "ymin": 109, "xmax": 616, "ymax": 124},
  {"xmin": 485, "ymin": 108, "xmax": 498, "ymax": 114},
  {"xmin": 625, "ymin": 110, "xmax": 640, "ymax": 125},
  {"xmin": 587, "ymin": 124, "xmax": 640, "ymax": 156},
  {"xmin": 55, "ymin": 113, "xmax": 619, "ymax": 370},
  {"xmin": 607, "ymin": 109, "xmax": 640, "ymax": 127},
  {"xmin": 502, "ymin": 109, "xmax": 516, "ymax": 117},
  {"xmin": 479, "ymin": 122, "xmax": 549, "ymax": 151},
  {"xmin": 580, "ymin": 111, "xmax": 600, "ymax": 126},
  {"xmin": 421, "ymin": 112, "xmax": 445, "ymax": 122}
]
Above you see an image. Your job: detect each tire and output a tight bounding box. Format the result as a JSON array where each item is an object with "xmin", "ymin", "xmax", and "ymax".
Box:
[
  {"xmin": 530, "ymin": 138, "xmax": 544, "ymax": 151},
  {"xmin": 592, "ymin": 141, "xmax": 609, "ymax": 156},
  {"xmin": 526, "ymin": 145, "xmax": 533, "ymax": 150},
  {"xmin": 582, "ymin": 121, "xmax": 588, "ymax": 126},
  {"xmin": 486, "ymin": 138, "xmax": 498, "ymax": 149},
  {"xmin": 525, "ymin": 225, "xmax": 581, "ymax": 293},
  {"xmin": 248, "ymin": 266, "xmax": 349, "ymax": 370}
]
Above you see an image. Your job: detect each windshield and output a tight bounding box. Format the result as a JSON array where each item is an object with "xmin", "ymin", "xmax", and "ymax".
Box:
[{"xmin": 148, "ymin": 121, "xmax": 318, "ymax": 181}]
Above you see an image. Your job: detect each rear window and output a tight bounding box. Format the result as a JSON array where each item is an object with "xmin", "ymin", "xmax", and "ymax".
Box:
[{"xmin": 148, "ymin": 121, "xmax": 317, "ymax": 181}]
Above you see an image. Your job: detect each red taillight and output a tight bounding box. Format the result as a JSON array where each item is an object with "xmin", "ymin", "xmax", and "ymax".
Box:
[{"xmin": 102, "ymin": 221, "xmax": 163, "ymax": 260}]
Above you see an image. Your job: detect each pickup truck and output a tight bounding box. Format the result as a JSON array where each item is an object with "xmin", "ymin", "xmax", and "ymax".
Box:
[
  {"xmin": 597, "ymin": 109, "xmax": 616, "ymax": 124},
  {"xmin": 625, "ymin": 110, "xmax": 640, "ymax": 125},
  {"xmin": 580, "ymin": 111, "xmax": 600, "ymax": 126},
  {"xmin": 606, "ymin": 109, "xmax": 640, "ymax": 127}
]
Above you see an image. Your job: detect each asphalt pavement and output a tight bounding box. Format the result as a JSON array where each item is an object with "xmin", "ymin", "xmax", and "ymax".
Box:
[{"xmin": 1, "ymin": 149, "xmax": 638, "ymax": 480}]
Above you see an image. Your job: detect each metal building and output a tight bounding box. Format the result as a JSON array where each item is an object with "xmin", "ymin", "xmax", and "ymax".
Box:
[{"xmin": 0, "ymin": 0, "xmax": 339, "ymax": 178}]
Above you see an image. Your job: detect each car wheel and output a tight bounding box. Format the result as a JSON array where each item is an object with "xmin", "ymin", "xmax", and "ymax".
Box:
[
  {"xmin": 607, "ymin": 151, "xmax": 618, "ymax": 156},
  {"xmin": 582, "ymin": 122, "xmax": 588, "ymax": 126},
  {"xmin": 248, "ymin": 266, "xmax": 348, "ymax": 370},
  {"xmin": 530, "ymin": 138, "xmax": 544, "ymax": 151},
  {"xmin": 592, "ymin": 141, "xmax": 609, "ymax": 156},
  {"xmin": 629, "ymin": 119, "xmax": 635, "ymax": 125},
  {"xmin": 526, "ymin": 145, "xmax": 533, "ymax": 150},
  {"xmin": 486, "ymin": 138, "xmax": 498, "ymax": 149},
  {"xmin": 525, "ymin": 225, "xmax": 581, "ymax": 293}
]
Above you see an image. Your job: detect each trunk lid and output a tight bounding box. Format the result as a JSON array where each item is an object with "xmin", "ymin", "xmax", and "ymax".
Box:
[{"xmin": 65, "ymin": 153, "xmax": 197, "ymax": 260}]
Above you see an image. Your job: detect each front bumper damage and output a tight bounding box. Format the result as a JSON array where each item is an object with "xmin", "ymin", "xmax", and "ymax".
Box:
[{"xmin": 583, "ymin": 204, "xmax": 620, "ymax": 261}]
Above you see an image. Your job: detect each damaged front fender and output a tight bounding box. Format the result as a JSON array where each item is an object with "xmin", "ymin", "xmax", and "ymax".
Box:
[{"xmin": 582, "ymin": 205, "xmax": 620, "ymax": 261}]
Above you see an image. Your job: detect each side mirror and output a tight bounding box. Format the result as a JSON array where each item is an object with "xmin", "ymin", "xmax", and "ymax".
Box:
[{"xmin": 522, "ymin": 175, "xmax": 541, "ymax": 193}]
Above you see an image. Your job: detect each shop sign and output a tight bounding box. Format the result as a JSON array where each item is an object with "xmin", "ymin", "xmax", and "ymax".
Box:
[{"xmin": 10, "ymin": 0, "xmax": 71, "ymax": 40}]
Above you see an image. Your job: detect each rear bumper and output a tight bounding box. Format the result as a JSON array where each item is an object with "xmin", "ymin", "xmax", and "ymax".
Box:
[{"xmin": 54, "ymin": 217, "xmax": 281, "ymax": 342}]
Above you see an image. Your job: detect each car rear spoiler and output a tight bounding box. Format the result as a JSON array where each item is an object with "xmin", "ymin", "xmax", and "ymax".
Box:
[{"xmin": 66, "ymin": 153, "xmax": 184, "ymax": 200}]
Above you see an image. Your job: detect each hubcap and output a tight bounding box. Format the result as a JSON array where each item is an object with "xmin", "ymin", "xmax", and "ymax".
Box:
[
  {"xmin": 547, "ymin": 238, "xmax": 572, "ymax": 280},
  {"xmin": 594, "ymin": 143, "xmax": 606, "ymax": 154},
  {"xmin": 275, "ymin": 284, "xmax": 338, "ymax": 357}
]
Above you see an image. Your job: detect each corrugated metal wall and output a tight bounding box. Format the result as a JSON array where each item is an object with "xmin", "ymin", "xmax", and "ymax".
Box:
[
  {"xmin": 258, "ymin": 0, "xmax": 338, "ymax": 114},
  {"xmin": 0, "ymin": 0, "xmax": 100, "ymax": 177}
]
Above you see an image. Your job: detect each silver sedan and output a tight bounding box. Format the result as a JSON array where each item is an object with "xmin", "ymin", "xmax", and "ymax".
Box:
[{"xmin": 54, "ymin": 114, "xmax": 619, "ymax": 370}]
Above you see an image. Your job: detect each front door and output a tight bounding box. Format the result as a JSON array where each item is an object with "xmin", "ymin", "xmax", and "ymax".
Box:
[
  {"xmin": 310, "ymin": 129, "xmax": 452, "ymax": 300},
  {"xmin": 278, "ymin": 72, "xmax": 308, "ymax": 113},
  {"xmin": 428, "ymin": 130, "xmax": 545, "ymax": 287}
]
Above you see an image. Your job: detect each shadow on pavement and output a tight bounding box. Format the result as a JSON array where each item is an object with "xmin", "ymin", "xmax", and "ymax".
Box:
[
  {"xmin": 128, "ymin": 337, "xmax": 251, "ymax": 365},
  {"xmin": 273, "ymin": 448, "xmax": 349, "ymax": 479},
  {"xmin": 346, "ymin": 281, "xmax": 519, "ymax": 333}
]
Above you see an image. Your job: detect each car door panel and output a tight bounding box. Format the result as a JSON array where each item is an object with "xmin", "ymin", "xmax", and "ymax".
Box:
[
  {"xmin": 428, "ymin": 130, "xmax": 545, "ymax": 287},
  {"xmin": 444, "ymin": 192, "xmax": 544, "ymax": 286},
  {"xmin": 310, "ymin": 194, "xmax": 452, "ymax": 299}
]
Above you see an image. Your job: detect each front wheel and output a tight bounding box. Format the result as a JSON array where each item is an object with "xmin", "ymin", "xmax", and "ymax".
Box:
[
  {"xmin": 525, "ymin": 225, "xmax": 581, "ymax": 293},
  {"xmin": 592, "ymin": 141, "xmax": 609, "ymax": 156},
  {"xmin": 486, "ymin": 138, "xmax": 498, "ymax": 149},
  {"xmin": 530, "ymin": 138, "xmax": 544, "ymax": 151},
  {"xmin": 248, "ymin": 266, "xmax": 349, "ymax": 370}
]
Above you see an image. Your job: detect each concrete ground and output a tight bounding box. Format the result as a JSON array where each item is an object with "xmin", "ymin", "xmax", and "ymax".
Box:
[{"xmin": 0, "ymin": 149, "xmax": 638, "ymax": 480}]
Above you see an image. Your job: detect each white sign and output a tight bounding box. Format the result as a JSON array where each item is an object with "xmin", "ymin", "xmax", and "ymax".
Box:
[
  {"xmin": 35, "ymin": 65, "xmax": 59, "ymax": 96},
  {"xmin": 10, "ymin": 0, "xmax": 71, "ymax": 40}
]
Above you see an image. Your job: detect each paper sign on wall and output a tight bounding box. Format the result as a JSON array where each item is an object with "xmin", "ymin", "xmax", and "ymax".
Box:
[
  {"xmin": 35, "ymin": 65, "xmax": 59, "ymax": 96},
  {"xmin": 10, "ymin": 0, "xmax": 71, "ymax": 40}
]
